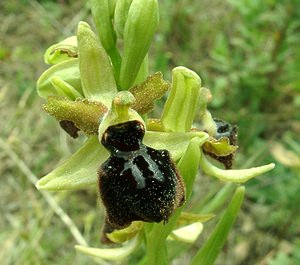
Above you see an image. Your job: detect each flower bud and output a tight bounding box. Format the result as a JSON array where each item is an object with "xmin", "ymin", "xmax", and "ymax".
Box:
[
  {"xmin": 161, "ymin": 67, "xmax": 201, "ymax": 132},
  {"xmin": 119, "ymin": 0, "xmax": 159, "ymax": 89},
  {"xmin": 90, "ymin": 0, "xmax": 116, "ymax": 53},
  {"xmin": 44, "ymin": 36, "xmax": 77, "ymax": 65},
  {"xmin": 114, "ymin": 0, "xmax": 133, "ymax": 38}
]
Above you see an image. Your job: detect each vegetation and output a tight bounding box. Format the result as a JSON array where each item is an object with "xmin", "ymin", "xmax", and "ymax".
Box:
[{"xmin": 1, "ymin": 0, "xmax": 299, "ymax": 264}]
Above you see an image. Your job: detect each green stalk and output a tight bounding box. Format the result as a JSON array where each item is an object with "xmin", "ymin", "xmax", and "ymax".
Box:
[{"xmin": 144, "ymin": 136, "xmax": 204, "ymax": 265}]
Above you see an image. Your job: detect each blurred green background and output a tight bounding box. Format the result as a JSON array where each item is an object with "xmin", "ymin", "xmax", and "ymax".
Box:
[{"xmin": 1, "ymin": 0, "xmax": 300, "ymax": 264}]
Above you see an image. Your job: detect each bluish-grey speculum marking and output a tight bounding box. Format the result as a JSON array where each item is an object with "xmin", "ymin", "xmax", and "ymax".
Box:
[{"xmin": 98, "ymin": 120, "xmax": 185, "ymax": 229}]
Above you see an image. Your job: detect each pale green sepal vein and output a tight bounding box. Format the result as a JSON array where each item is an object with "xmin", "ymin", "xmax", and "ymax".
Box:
[
  {"xmin": 200, "ymin": 151, "xmax": 275, "ymax": 183},
  {"xmin": 191, "ymin": 186, "xmax": 245, "ymax": 265},
  {"xmin": 36, "ymin": 137, "xmax": 108, "ymax": 191}
]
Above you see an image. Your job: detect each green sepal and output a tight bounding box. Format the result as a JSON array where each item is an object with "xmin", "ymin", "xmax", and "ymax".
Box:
[
  {"xmin": 36, "ymin": 137, "xmax": 108, "ymax": 191},
  {"xmin": 77, "ymin": 21, "xmax": 117, "ymax": 106},
  {"xmin": 129, "ymin": 72, "xmax": 170, "ymax": 114},
  {"xmin": 119, "ymin": 0, "xmax": 159, "ymax": 89},
  {"xmin": 114, "ymin": 0, "xmax": 133, "ymax": 38},
  {"xmin": 75, "ymin": 234, "xmax": 142, "ymax": 261},
  {"xmin": 43, "ymin": 96, "xmax": 107, "ymax": 135},
  {"xmin": 161, "ymin": 67, "xmax": 202, "ymax": 132},
  {"xmin": 44, "ymin": 36, "xmax": 78, "ymax": 65},
  {"xmin": 203, "ymin": 137, "xmax": 238, "ymax": 157},
  {"xmin": 144, "ymin": 131, "xmax": 209, "ymax": 161},
  {"xmin": 106, "ymin": 221, "xmax": 143, "ymax": 244},
  {"xmin": 191, "ymin": 186, "xmax": 245, "ymax": 265},
  {"xmin": 200, "ymin": 150, "xmax": 275, "ymax": 183},
  {"xmin": 37, "ymin": 58, "xmax": 83, "ymax": 99}
]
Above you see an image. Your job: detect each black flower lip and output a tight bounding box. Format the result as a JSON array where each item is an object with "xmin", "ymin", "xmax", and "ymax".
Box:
[{"xmin": 98, "ymin": 120, "xmax": 185, "ymax": 230}]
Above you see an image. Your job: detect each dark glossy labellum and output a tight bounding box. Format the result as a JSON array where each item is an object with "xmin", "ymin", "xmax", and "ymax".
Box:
[{"xmin": 98, "ymin": 120, "xmax": 185, "ymax": 229}]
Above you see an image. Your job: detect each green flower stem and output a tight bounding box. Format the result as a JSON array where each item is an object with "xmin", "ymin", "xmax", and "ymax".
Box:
[
  {"xmin": 144, "ymin": 136, "xmax": 204, "ymax": 265},
  {"xmin": 133, "ymin": 54, "xmax": 149, "ymax": 85},
  {"xmin": 191, "ymin": 186, "xmax": 245, "ymax": 265},
  {"xmin": 107, "ymin": 46, "xmax": 122, "ymax": 86}
]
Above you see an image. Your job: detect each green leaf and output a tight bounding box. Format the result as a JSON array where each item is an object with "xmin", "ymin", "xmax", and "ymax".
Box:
[
  {"xmin": 129, "ymin": 72, "xmax": 170, "ymax": 114},
  {"xmin": 36, "ymin": 137, "xmax": 108, "ymax": 191},
  {"xmin": 37, "ymin": 58, "xmax": 83, "ymax": 99},
  {"xmin": 161, "ymin": 67, "xmax": 202, "ymax": 132},
  {"xmin": 190, "ymin": 186, "xmax": 245, "ymax": 265},
  {"xmin": 199, "ymin": 151, "xmax": 275, "ymax": 183},
  {"xmin": 77, "ymin": 21, "xmax": 117, "ymax": 106}
]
